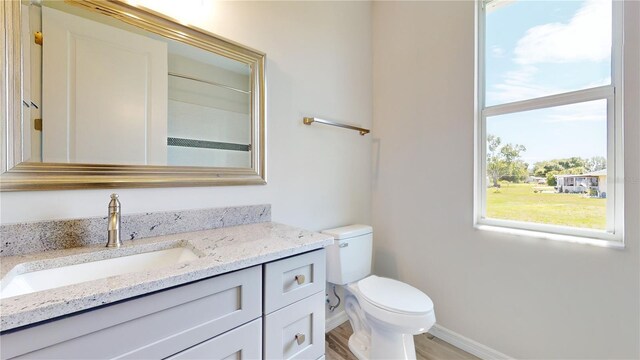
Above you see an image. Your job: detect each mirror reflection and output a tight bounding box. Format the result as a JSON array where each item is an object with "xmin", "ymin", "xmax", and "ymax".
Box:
[{"xmin": 22, "ymin": 1, "xmax": 253, "ymax": 168}]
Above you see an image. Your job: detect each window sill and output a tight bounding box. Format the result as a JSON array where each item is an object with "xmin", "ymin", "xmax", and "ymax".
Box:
[{"xmin": 475, "ymin": 223, "xmax": 625, "ymax": 249}]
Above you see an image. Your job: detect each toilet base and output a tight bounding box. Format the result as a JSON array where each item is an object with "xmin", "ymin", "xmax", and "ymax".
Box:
[
  {"xmin": 347, "ymin": 324, "xmax": 418, "ymax": 360},
  {"xmin": 343, "ymin": 285, "xmax": 427, "ymax": 360},
  {"xmin": 348, "ymin": 333, "xmax": 369, "ymax": 360},
  {"xmin": 345, "ymin": 293, "xmax": 371, "ymax": 359},
  {"xmin": 369, "ymin": 326, "xmax": 417, "ymax": 360}
]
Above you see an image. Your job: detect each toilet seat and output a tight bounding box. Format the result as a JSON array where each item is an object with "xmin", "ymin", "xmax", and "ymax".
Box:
[
  {"xmin": 346, "ymin": 276, "xmax": 436, "ymax": 336},
  {"xmin": 357, "ymin": 276, "xmax": 433, "ymax": 315}
]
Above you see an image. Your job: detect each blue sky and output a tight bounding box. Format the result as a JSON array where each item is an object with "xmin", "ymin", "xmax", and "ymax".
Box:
[{"xmin": 485, "ymin": 0, "xmax": 611, "ymax": 165}]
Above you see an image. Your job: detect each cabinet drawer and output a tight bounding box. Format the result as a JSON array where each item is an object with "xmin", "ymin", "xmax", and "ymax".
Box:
[
  {"xmin": 264, "ymin": 291, "xmax": 325, "ymax": 360},
  {"xmin": 2, "ymin": 266, "xmax": 261, "ymax": 360},
  {"xmin": 264, "ymin": 249, "xmax": 325, "ymax": 313},
  {"xmin": 167, "ymin": 318, "xmax": 262, "ymax": 360}
]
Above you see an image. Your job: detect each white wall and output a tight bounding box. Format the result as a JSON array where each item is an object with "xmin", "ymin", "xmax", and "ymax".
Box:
[
  {"xmin": 372, "ymin": 1, "xmax": 639, "ymax": 359},
  {"xmin": 0, "ymin": 1, "xmax": 373, "ymax": 234}
]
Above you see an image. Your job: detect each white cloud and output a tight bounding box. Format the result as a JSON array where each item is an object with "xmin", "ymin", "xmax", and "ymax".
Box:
[
  {"xmin": 545, "ymin": 113, "xmax": 605, "ymax": 123},
  {"xmin": 487, "ymin": 65, "xmax": 565, "ymax": 103},
  {"xmin": 514, "ymin": 0, "xmax": 611, "ymax": 65},
  {"xmin": 487, "ymin": 0, "xmax": 612, "ymax": 105},
  {"xmin": 543, "ymin": 99, "xmax": 607, "ymax": 123},
  {"xmin": 490, "ymin": 45, "xmax": 506, "ymax": 58}
]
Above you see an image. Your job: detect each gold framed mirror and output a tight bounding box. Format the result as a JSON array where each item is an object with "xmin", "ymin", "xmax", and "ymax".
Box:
[{"xmin": 1, "ymin": 0, "xmax": 266, "ymax": 191}]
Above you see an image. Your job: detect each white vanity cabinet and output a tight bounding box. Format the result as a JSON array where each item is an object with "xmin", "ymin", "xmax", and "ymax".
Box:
[
  {"xmin": 1, "ymin": 266, "xmax": 262, "ymax": 359},
  {"xmin": 167, "ymin": 319, "xmax": 263, "ymax": 360},
  {"xmin": 264, "ymin": 249, "xmax": 327, "ymax": 360},
  {"xmin": 0, "ymin": 249, "xmax": 326, "ymax": 360}
]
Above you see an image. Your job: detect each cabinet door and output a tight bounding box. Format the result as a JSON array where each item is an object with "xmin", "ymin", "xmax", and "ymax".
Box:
[
  {"xmin": 264, "ymin": 292, "xmax": 325, "ymax": 360},
  {"xmin": 167, "ymin": 319, "xmax": 261, "ymax": 360},
  {"xmin": 1, "ymin": 266, "xmax": 261, "ymax": 360},
  {"xmin": 264, "ymin": 249, "xmax": 325, "ymax": 314}
]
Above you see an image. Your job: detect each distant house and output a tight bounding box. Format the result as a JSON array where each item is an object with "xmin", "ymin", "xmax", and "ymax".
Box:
[
  {"xmin": 527, "ymin": 176, "xmax": 546, "ymax": 185},
  {"xmin": 555, "ymin": 169, "xmax": 607, "ymax": 197}
]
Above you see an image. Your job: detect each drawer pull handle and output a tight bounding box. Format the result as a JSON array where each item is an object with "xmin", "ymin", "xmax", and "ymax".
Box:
[
  {"xmin": 295, "ymin": 333, "xmax": 306, "ymax": 345},
  {"xmin": 295, "ymin": 274, "xmax": 305, "ymax": 285}
]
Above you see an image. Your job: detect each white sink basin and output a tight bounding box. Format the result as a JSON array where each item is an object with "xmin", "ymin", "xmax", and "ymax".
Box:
[{"xmin": 0, "ymin": 247, "xmax": 199, "ymax": 299}]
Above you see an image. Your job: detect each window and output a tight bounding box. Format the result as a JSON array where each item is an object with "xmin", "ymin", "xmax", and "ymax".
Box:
[{"xmin": 476, "ymin": 0, "xmax": 623, "ymax": 244}]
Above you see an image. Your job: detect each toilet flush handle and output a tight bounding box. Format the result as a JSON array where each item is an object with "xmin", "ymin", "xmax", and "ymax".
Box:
[{"xmin": 295, "ymin": 274, "xmax": 305, "ymax": 285}]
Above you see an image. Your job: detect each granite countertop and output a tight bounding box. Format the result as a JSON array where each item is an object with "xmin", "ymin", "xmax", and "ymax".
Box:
[{"xmin": 0, "ymin": 222, "xmax": 333, "ymax": 332}]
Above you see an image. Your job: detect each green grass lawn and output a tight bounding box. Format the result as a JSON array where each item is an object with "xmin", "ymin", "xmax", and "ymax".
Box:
[{"xmin": 486, "ymin": 183, "xmax": 606, "ymax": 230}]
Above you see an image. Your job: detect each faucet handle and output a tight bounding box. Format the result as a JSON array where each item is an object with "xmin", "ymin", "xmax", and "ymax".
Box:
[{"xmin": 109, "ymin": 193, "xmax": 120, "ymax": 209}]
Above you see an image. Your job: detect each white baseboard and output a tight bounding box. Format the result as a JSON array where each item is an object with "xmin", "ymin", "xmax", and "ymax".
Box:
[
  {"xmin": 325, "ymin": 310, "xmax": 349, "ymax": 333},
  {"xmin": 428, "ymin": 324, "xmax": 513, "ymax": 360},
  {"xmin": 325, "ymin": 313, "xmax": 511, "ymax": 360}
]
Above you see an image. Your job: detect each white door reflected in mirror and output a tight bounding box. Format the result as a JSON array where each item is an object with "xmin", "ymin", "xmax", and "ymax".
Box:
[{"xmin": 24, "ymin": 1, "xmax": 252, "ymax": 168}]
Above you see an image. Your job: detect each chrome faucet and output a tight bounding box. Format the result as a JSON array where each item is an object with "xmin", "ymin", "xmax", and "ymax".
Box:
[{"xmin": 106, "ymin": 193, "xmax": 122, "ymax": 248}]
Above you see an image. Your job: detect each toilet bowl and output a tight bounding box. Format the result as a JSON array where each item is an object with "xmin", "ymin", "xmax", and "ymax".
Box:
[{"xmin": 322, "ymin": 225, "xmax": 436, "ymax": 360}]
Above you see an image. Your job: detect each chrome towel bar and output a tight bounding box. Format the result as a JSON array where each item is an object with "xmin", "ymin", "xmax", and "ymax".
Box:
[{"xmin": 302, "ymin": 117, "xmax": 370, "ymax": 136}]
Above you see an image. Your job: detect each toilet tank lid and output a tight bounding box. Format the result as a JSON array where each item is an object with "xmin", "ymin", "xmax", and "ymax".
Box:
[{"xmin": 322, "ymin": 224, "xmax": 372, "ymax": 239}]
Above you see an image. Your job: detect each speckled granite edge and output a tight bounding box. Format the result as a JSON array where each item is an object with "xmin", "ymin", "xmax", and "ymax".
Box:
[
  {"xmin": 0, "ymin": 204, "xmax": 271, "ymax": 257},
  {"xmin": 0, "ymin": 222, "xmax": 333, "ymax": 331}
]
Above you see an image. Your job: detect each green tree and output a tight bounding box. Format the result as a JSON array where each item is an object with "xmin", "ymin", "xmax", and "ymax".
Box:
[
  {"xmin": 533, "ymin": 156, "xmax": 606, "ymax": 186},
  {"xmin": 533, "ymin": 160, "xmax": 563, "ymax": 178},
  {"xmin": 546, "ymin": 171, "xmax": 559, "ymax": 186},
  {"xmin": 586, "ymin": 156, "xmax": 606, "ymax": 172},
  {"xmin": 487, "ymin": 135, "xmax": 527, "ymax": 187},
  {"xmin": 558, "ymin": 157, "xmax": 587, "ymax": 170}
]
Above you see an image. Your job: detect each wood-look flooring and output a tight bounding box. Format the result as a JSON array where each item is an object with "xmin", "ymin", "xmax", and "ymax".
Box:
[{"xmin": 325, "ymin": 322, "xmax": 479, "ymax": 360}]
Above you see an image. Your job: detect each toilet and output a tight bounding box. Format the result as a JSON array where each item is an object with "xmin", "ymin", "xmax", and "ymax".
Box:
[{"xmin": 323, "ymin": 224, "xmax": 436, "ymax": 360}]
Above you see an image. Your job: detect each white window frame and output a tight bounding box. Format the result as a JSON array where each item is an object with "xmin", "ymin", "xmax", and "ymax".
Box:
[{"xmin": 474, "ymin": 0, "xmax": 624, "ymax": 247}]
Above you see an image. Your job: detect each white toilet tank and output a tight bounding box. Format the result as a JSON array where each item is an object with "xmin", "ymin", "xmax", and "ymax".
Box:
[{"xmin": 322, "ymin": 224, "xmax": 373, "ymax": 285}]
